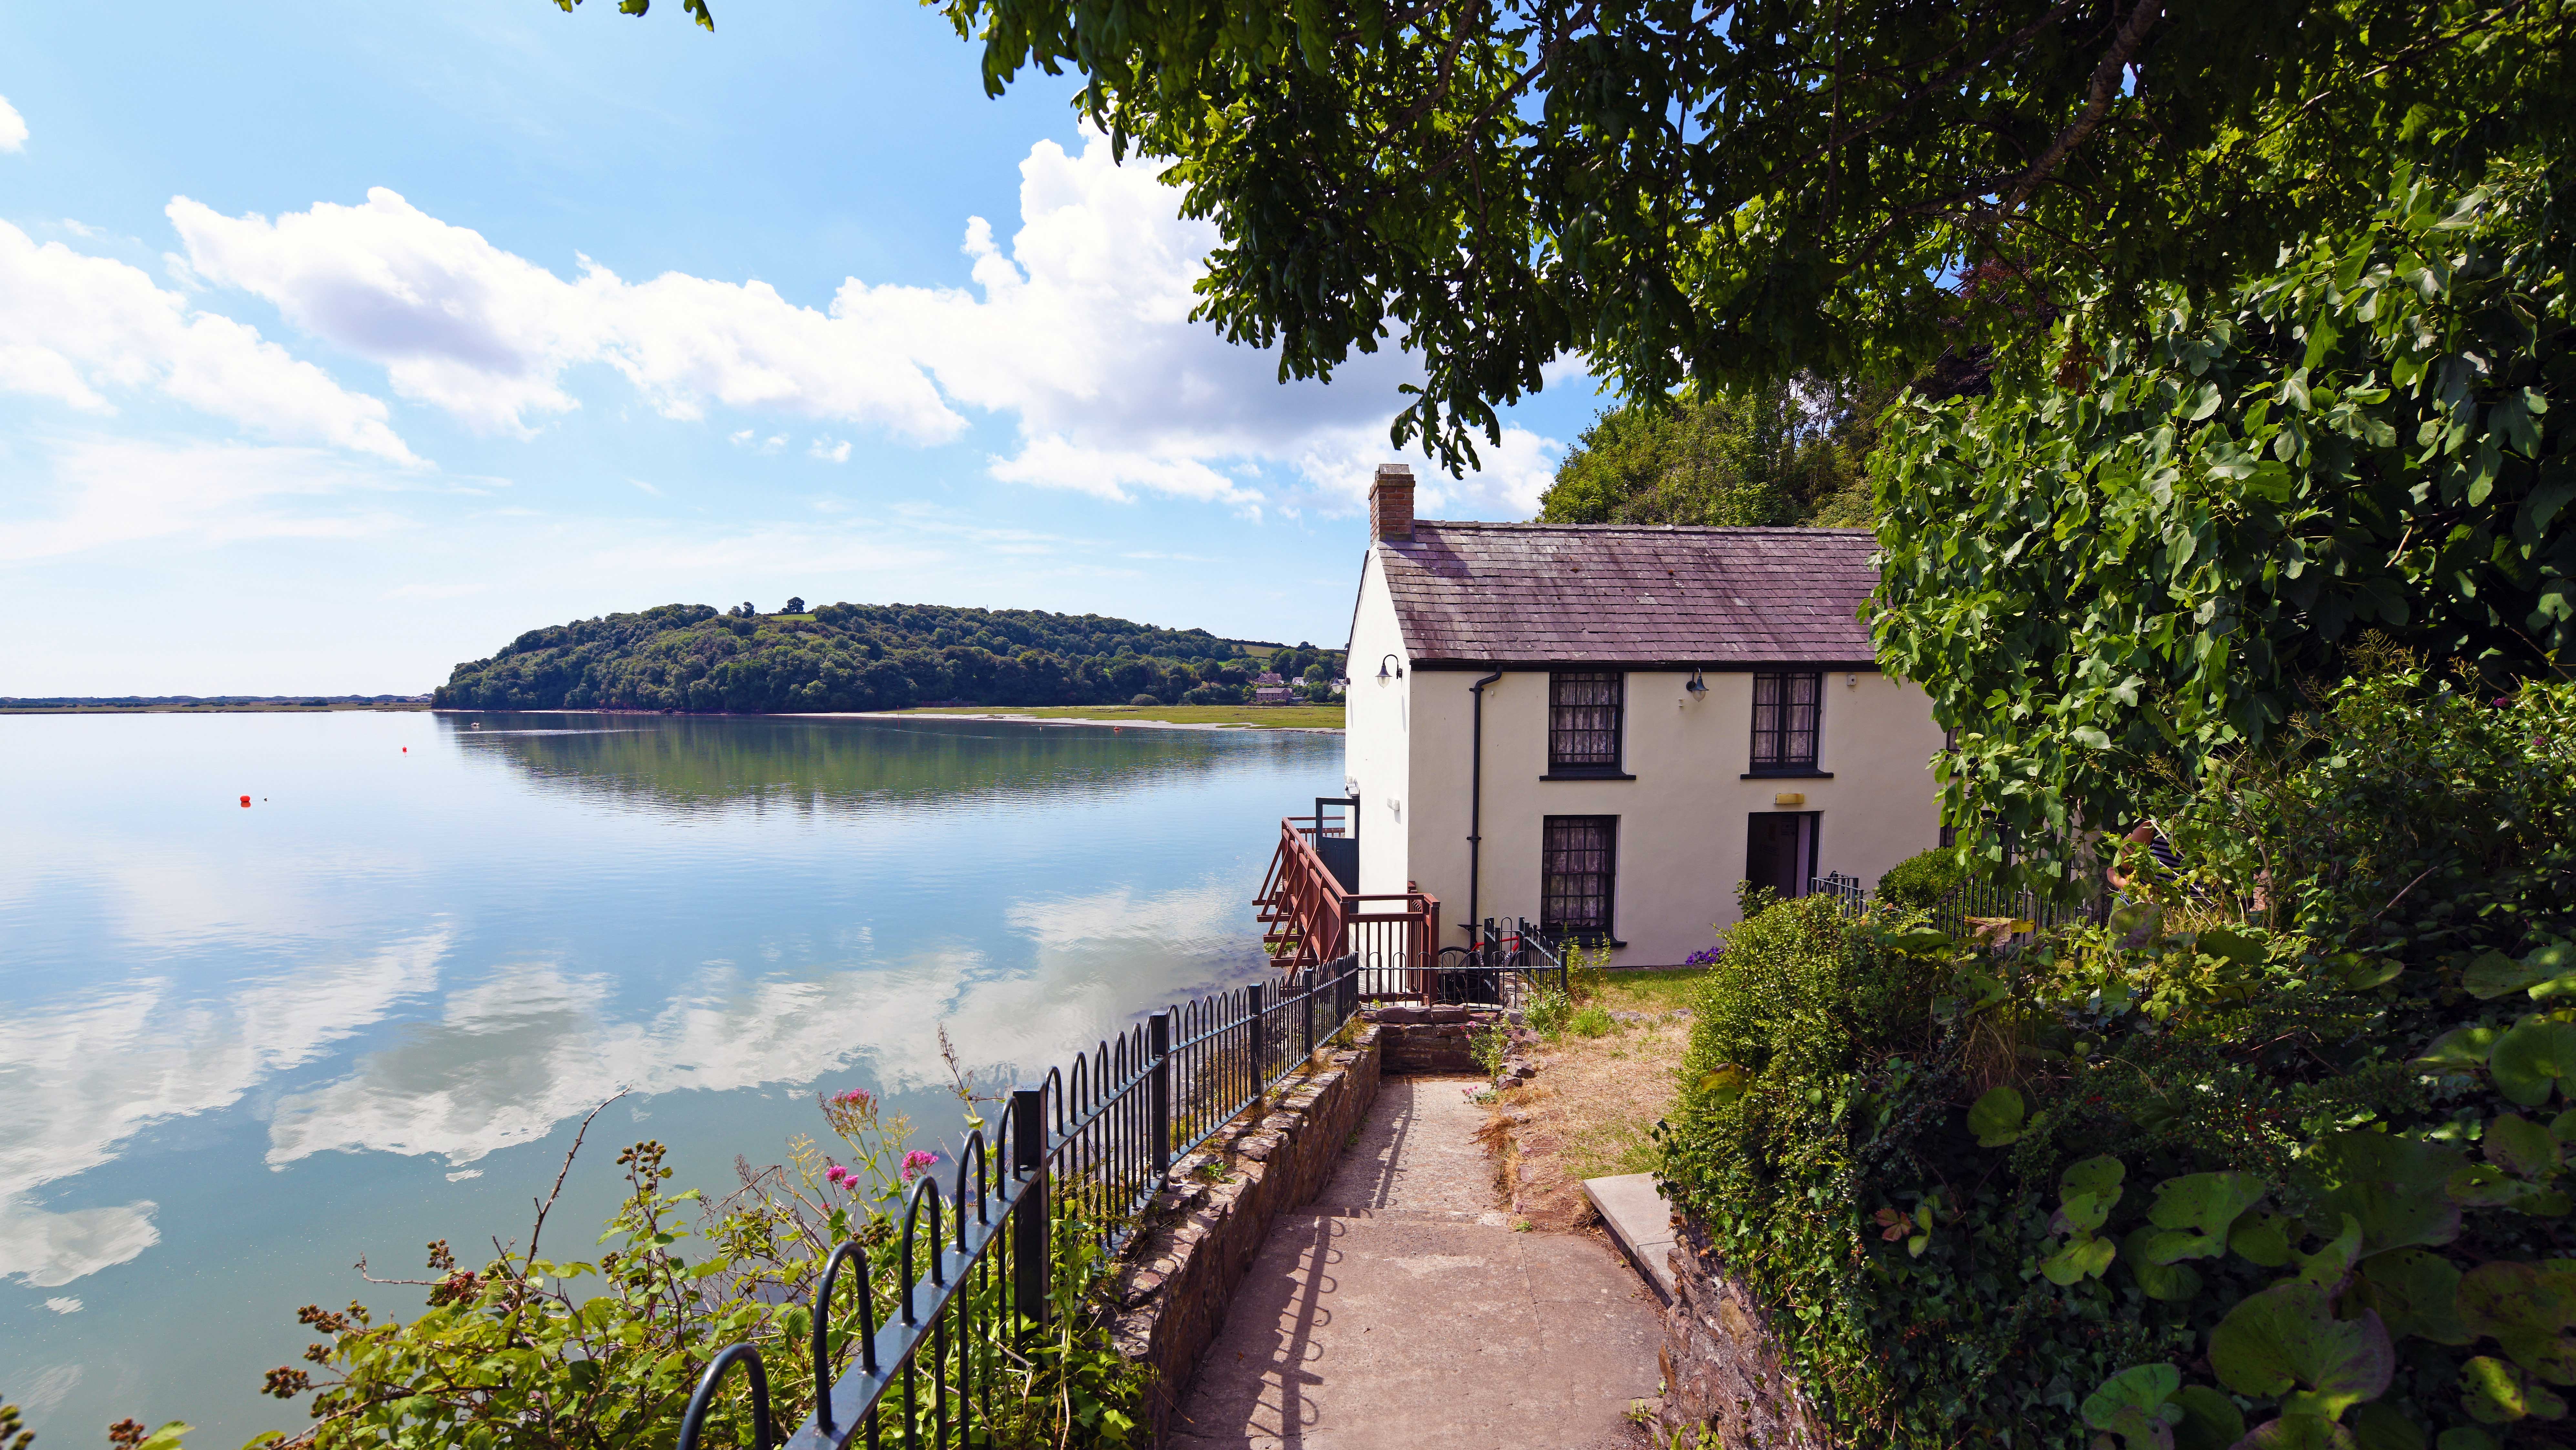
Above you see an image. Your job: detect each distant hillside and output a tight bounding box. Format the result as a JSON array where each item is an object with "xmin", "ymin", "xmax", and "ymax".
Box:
[{"xmin": 432, "ymin": 602, "xmax": 1347, "ymax": 712}]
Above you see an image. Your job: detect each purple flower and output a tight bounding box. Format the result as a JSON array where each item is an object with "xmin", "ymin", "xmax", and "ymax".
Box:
[
  {"xmin": 900, "ymin": 1149, "xmax": 938, "ymax": 1183},
  {"xmin": 2496, "ymin": 696, "xmax": 2512, "ymax": 708}
]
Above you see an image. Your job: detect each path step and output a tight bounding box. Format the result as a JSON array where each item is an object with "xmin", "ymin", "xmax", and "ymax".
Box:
[{"xmin": 1582, "ymin": 1173, "xmax": 1678, "ymax": 1305}]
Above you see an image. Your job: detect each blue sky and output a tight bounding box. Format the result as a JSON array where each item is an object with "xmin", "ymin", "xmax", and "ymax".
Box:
[{"xmin": 0, "ymin": 0, "xmax": 1606, "ymax": 695}]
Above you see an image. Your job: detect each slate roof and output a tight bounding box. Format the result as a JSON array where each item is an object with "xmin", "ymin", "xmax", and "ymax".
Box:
[{"xmin": 1377, "ymin": 521, "xmax": 1880, "ymax": 668}]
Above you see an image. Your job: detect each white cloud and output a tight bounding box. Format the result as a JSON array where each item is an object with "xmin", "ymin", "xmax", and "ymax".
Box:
[
  {"xmin": 44, "ymin": 1296, "xmax": 82, "ymax": 1314},
  {"xmin": 0, "ymin": 438, "xmax": 413, "ymax": 562},
  {"xmin": 0, "ymin": 221, "xmax": 415, "ymax": 462},
  {"xmin": 169, "ymin": 188, "xmax": 962, "ymax": 442},
  {"xmin": 808, "ymin": 437, "xmax": 850, "ymax": 463},
  {"xmin": 165, "ymin": 132, "xmax": 1561, "ymax": 514},
  {"xmin": 0, "ymin": 94, "xmax": 25, "ymax": 152}
]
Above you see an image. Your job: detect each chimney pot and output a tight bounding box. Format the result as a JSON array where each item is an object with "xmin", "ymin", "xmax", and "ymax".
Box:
[{"xmin": 1370, "ymin": 464, "xmax": 1415, "ymax": 543}]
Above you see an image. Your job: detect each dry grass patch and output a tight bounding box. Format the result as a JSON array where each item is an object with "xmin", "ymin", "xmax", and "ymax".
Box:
[{"xmin": 1483, "ymin": 991, "xmax": 1697, "ymax": 1231}]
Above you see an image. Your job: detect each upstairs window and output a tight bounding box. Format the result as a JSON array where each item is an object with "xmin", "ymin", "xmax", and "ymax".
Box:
[
  {"xmin": 1548, "ymin": 671, "xmax": 1625, "ymax": 775},
  {"xmin": 1750, "ymin": 671, "xmax": 1823, "ymax": 773}
]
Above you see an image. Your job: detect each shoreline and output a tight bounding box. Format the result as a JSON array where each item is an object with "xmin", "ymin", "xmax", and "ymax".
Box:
[{"xmin": 781, "ymin": 710, "xmax": 1342, "ymax": 734}]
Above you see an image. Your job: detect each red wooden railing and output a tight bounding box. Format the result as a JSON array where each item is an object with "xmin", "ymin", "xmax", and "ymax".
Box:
[{"xmin": 1254, "ymin": 815, "xmax": 1440, "ymax": 993}]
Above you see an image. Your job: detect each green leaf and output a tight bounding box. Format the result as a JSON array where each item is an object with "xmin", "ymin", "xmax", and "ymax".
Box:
[
  {"xmin": 2413, "ymin": 1026, "xmax": 2501, "ymax": 1072},
  {"xmin": 2055, "ymin": 1189, "xmax": 2113, "ymax": 1236},
  {"xmin": 2487, "ymin": 1114, "xmax": 2563, "ymax": 1177},
  {"xmin": 2461, "ymin": 1354, "xmax": 2568, "ymax": 1422},
  {"xmin": 2042, "ymin": 1234, "xmax": 2119, "ymax": 1284},
  {"xmin": 2298, "ymin": 1214, "xmax": 2366, "ymax": 1287},
  {"xmin": 1967, "ymin": 1086, "xmax": 2026, "ymax": 1147},
  {"xmin": 2455, "ymin": 1260, "xmax": 2576, "ymax": 1383},
  {"xmin": 2208, "ymin": 1281, "xmax": 2395, "ymax": 1421},
  {"xmin": 2124, "ymin": 1228, "xmax": 2205, "ymax": 1301},
  {"xmin": 2195, "ymin": 926, "xmax": 2268, "ymax": 965},
  {"xmin": 2490, "ymin": 1020, "xmax": 2576, "ymax": 1108},
  {"xmin": 2306, "ymin": 1132, "xmax": 2465, "ymax": 1255},
  {"xmin": 2146, "ymin": 1172, "xmax": 2267, "ymax": 1261},
  {"xmin": 2355, "ymin": 1248, "xmax": 2469, "ymax": 1344},
  {"xmin": 2064, "ymin": 1155, "xmax": 2127, "ymax": 1205},
  {"xmin": 2082, "ymin": 1363, "xmax": 2185, "ymax": 1450},
  {"xmin": 2171, "ymin": 1385, "xmax": 2245, "ymax": 1450},
  {"xmin": 2345, "ymin": 1401, "xmax": 2426, "ymax": 1450},
  {"xmin": 2465, "ymin": 951, "xmax": 2543, "ymax": 999},
  {"xmin": 2434, "ymin": 1430, "xmax": 2500, "ymax": 1450},
  {"xmin": 2232, "ymin": 1211, "xmax": 2297, "ymax": 1267},
  {"xmin": 2234, "ymin": 1419, "xmax": 2356, "ymax": 1450}
]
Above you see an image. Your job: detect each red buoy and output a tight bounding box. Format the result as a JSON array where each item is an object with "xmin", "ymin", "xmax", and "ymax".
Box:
[{"xmin": 239, "ymin": 796, "xmax": 251, "ymax": 807}]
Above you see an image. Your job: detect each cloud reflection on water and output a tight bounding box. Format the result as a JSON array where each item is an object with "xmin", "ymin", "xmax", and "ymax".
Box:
[
  {"xmin": 264, "ymin": 879, "xmax": 1259, "ymax": 1168},
  {"xmin": 0, "ymin": 928, "xmax": 450, "ymax": 1285}
]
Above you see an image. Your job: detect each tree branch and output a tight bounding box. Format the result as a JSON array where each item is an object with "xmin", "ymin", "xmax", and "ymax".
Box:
[{"xmin": 2000, "ymin": 0, "xmax": 2163, "ymax": 211}]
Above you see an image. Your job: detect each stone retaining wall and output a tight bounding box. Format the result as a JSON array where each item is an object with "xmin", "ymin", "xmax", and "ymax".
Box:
[
  {"xmin": 1365, "ymin": 1003, "xmax": 1506, "ymax": 1074},
  {"xmin": 1105, "ymin": 1023, "xmax": 1382, "ymax": 1444},
  {"xmin": 1656, "ymin": 1219, "xmax": 1836, "ymax": 1449}
]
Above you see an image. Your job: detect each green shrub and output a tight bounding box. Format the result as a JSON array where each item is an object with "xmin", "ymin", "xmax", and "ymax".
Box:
[
  {"xmin": 1526, "ymin": 987, "xmax": 1573, "ymax": 1039},
  {"xmin": 1569, "ymin": 1005, "xmax": 1617, "ymax": 1039},
  {"xmin": 1471, "ymin": 1022, "xmax": 1509, "ymax": 1076},
  {"xmin": 1657, "ymin": 667, "xmax": 2576, "ymax": 1447},
  {"xmin": 1874, "ymin": 848, "xmax": 1963, "ymax": 912},
  {"xmin": 254, "ymin": 1091, "xmax": 1147, "ymax": 1450}
]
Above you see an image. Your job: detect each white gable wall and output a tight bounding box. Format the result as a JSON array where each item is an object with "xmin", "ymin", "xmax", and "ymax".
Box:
[{"xmin": 1342, "ymin": 548, "xmax": 1412, "ymax": 897}]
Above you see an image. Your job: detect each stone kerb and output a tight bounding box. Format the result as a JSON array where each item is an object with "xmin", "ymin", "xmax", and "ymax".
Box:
[{"xmin": 1105, "ymin": 1023, "xmax": 1384, "ymax": 1444}]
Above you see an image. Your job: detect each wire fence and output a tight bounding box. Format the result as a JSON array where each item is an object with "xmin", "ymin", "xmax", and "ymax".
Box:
[
  {"xmin": 684, "ymin": 955, "xmax": 1367, "ymax": 1450},
  {"xmin": 1806, "ymin": 873, "xmax": 2101, "ymax": 942}
]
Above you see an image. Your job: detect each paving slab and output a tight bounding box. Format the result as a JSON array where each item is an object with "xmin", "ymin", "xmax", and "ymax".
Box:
[
  {"xmin": 1169, "ymin": 1077, "xmax": 1660, "ymax": 1450},
  {"xmin": 1580, "ymin": 1174, "xmax": 1678, "ymax": 1304}
]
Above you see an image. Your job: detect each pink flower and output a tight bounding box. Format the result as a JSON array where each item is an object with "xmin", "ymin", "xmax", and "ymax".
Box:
[
  {"xmin": 900, "ymin": 1150, "xmax": 938, "ymax": 1183},
  {"xmin": 825, "ymin": 1164, "xmax": 851, "ymax": 1188}
]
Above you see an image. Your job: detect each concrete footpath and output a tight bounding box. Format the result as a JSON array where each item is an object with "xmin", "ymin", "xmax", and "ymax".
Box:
[{"xmin": 1167, "ymin": 1076, "xmax": 1662, "ymax": 1449}]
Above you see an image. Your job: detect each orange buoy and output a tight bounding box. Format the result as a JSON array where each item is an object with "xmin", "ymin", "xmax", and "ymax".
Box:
[{"xmin": 239, "ymin": 796, "xmax": 251, "ymax": 807}]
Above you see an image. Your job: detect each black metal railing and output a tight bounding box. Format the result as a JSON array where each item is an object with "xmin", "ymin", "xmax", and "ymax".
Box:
[
  {"xmin": 683, "ymin": 955, "xmax": 1367, "ymax": 1450},
  {"xmin": 1409, "ymin": 918, "xmax": 1566, "ymax": 1006}
]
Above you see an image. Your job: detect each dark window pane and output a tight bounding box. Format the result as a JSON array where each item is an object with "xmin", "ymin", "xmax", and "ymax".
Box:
[
  {"xmin": 1549, "ymin": 671, "xmax": 1624, "ymax": 771},
  {"xmin": 1541, "ymin": 815, "xmax": 1617, "ymax": 938},
  {"xmin": 1750, "ymin": 671, "xmax": 1822, "ymax": 770}
]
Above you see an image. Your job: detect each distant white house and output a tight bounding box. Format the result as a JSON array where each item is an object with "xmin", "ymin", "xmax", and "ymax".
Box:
[{"xmin": 1341, "ymin": 465, "xmax": 1946, "ymax": 965}]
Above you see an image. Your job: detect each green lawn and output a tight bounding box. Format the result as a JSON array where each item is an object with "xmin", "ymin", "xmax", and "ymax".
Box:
[
  {"xmin": 894, "ymin": 703, "xmax": 1344, "ymax": 729},
  {"xmin": 1593, "ymin": 966, "xmax": 1712, "ymax": 1012}
]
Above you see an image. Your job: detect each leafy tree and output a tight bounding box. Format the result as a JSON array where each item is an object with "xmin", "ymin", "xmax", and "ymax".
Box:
[
  {"xmin": 1538, "ymin": 379, "xmax": 1882, "ymax": 527},
  {"xmin": 784, "ymin": 596, "xmax": 806, "ymax": 614},
  {"xmin": 596, "ymin": 0, "xmax": 2571, "ymax": 471},
  {"xmin": 1872, "ymin": 160, "xmax": 2574, "ymax": 876},
  {"xmin": 433, "ymin": 601, "xmax": 1338, "ymax": 713}
]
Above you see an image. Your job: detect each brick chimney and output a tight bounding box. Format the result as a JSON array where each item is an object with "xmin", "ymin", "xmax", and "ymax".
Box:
[{"xmin": 1369, "ymin": 463, "xmax": 1415, "ymax": 543}]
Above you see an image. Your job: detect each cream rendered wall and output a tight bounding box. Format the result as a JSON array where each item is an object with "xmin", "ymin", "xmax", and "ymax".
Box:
[
  {"xmin": 1399, "ymin": 667, "xmax": 1948, "ymax": 964},
  {"xmin": 1342, "ymin": 549, "xmax": 1413, "ymax": 897}
]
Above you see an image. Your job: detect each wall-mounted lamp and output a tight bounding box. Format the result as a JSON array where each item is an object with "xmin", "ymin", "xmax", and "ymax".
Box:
[
  {"xmin": 1377, "ymin": 653, "xmax": 1405, "ymax": 681},
  {"xmin": 1684, "ymin": 668, "xmax": 1709, "ymax": 701}
]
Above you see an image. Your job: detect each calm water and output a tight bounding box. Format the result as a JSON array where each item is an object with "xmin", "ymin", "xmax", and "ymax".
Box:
[{"xmin": 1, "ymin": 711, "xmax": 1338, "ymax": 1445}]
